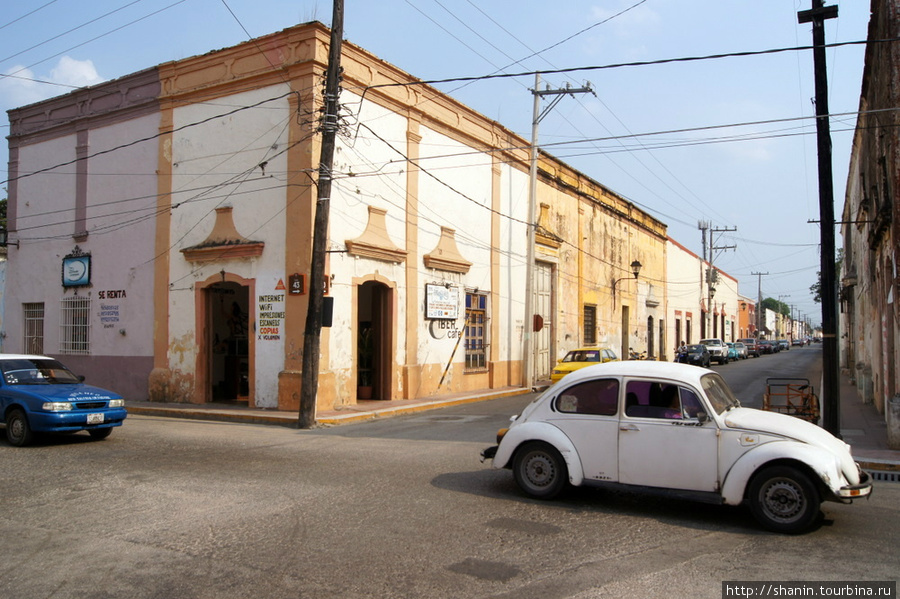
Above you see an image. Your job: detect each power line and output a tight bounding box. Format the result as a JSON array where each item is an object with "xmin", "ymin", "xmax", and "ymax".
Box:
[
  {"xmin": 2, "ymin": 90, "xmax": 301, "ymax": 186},
  {"xmin": 354, "ymin": 38, "xmax": 891, "ymax": 95}
]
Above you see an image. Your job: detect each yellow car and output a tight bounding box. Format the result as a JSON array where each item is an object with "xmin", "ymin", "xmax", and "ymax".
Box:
[{"xmin": 550, "ymin": 347, "xmax": 619, "ymax": 381}]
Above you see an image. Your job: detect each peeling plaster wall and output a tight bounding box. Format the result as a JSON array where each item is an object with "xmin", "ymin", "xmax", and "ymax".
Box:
[
  {"xmin": 168, "ymin": 85, "xmax": 290, "ymax": 407},
  {"xmin": 499, "ymin": 162, "xmax": 529, "ymax": 368}
]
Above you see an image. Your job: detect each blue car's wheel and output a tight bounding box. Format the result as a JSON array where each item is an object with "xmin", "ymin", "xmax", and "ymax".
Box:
[
  {"xmin": 88, "ymin": 428, "xmax": 113, "ymax": 440},
  {"xmin": 6, "ymin": 408, "xmax": 33, "ymax": 447}
]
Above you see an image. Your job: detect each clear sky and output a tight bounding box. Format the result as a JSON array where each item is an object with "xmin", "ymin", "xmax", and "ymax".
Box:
[{"xmin": 0, "ymin": 0, "xmax": 871, "ymax": 327}]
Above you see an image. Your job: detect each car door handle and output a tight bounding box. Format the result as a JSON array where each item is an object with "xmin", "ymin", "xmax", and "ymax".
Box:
[{"xmin": 619, "ymin": 423, "xmax": 640, "ymax": 432}]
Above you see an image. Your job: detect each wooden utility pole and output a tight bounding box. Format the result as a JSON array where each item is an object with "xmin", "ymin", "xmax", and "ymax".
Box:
[
  {"xmin": 798, "ymin": 0, "xmax": 840, "ymax": 436},
  {"xmin": 751, "ymin": 271, "xmax": 768, "ymax": 337},
  {"xmin": 299, "ymin": 0, "xmax": 344, "ymax": 429},
  {"xmin": 523, "ymin": 75, "xmax": 592, "ymax": 390}
]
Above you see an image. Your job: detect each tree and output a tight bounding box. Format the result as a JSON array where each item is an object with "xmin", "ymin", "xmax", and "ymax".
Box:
[
  {"xmin": 760, "ymin": 297, "xmax": 790, "ymax": 317},
  {"xmin": 810, "ymin": 248, "xmax": 843, "ymax": 304}
]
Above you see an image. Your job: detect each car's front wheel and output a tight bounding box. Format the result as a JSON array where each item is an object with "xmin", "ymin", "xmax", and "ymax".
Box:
[
  {"xmin": 5, "ymin": 408, "xmax": 33, "ymax": 447},
  {"xmin": 513, "ymin": 441, "xmax": 568, "ymax": 499},
  {"xmin": 747, "ymin": 466, "xmax": 820, "ymax": 534},
  {"xmin": 88, "ymin": 428, "xmax": 113, "ymax": 440}
]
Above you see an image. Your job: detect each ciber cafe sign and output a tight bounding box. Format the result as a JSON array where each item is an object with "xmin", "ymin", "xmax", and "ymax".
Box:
[{"xmin": 426, "ymin": 283, "xmax": 462, "ymax": 340}]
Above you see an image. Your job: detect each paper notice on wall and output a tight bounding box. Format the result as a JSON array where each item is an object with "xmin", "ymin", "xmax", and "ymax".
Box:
[{"xmin": 258, "ymin": 293, "xmax": 285, "ymax": 341}]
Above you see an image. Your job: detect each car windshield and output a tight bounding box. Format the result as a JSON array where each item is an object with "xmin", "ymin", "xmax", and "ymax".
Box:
[
  {"xmin": 700, "ymin": 373, "xmax": 741, "ymax": 415},
  {"xmin": 562, "ymin": 351, "xmax": 600, "ymax": 363},
  {"xmin": 1, "ymin": 358, "xmax": 82, "ymax": 385}
]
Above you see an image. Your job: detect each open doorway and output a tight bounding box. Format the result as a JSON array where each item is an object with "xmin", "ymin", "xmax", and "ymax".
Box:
[
  {"xmin": 357, "ymin": 280, "xmax": 392, "ymax": 401},
  {"xmin": 208, "ymin": 282, "xmax": 250, "ymax": 402}
]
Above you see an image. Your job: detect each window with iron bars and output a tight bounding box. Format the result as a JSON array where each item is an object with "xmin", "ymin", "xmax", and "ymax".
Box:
[
  {"xmin": 583, "ymin": 305, "xmax": 597, "ymax": 345},
  {"xmin": 60, "ymin": 296, "xmax": 91, "ymax": 354},
  {"xmin": 23, "ymin": 303, "xmax": 45, "ymax": 355},
  {"xmin": 465, "ymin": 292, "xmax": 488, "ymax": 371}
]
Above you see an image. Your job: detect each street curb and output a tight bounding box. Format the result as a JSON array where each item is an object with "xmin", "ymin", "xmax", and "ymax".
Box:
[
  {"xmin": 126, "ymin": 387, "xmax": 534, "ymax": 429},
  {"xmin": 126, "ymin": 406, "xmax": 301, "ymax": 428},
  {"xmin": 856, "ymin": 459, "xmax": 900, "ymax": 472},
  {"xmin": 315, "ymin": 388, "xmax": 533, "ymax": 426}
]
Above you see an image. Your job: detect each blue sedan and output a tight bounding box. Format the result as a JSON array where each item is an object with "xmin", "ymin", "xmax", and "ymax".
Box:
[{"xmin": 0, "ymin": 355, "xmax": 127, "ymax": 446}]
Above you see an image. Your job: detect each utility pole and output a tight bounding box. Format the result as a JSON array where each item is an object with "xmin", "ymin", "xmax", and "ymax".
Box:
[
  {"xmin": 710, "ymin": 226, "xmax": 736, "ymax": 339},
  {"xmin": 299, "ymin": 0, "xmax": 344, "ymax": 429},
  {"xmin": 523, "ymin": 75, "xmax": 592, "ymax": 390},
  {"xmin": 751, "ymin": 271, "xmax": 768, "ymax": 338},
  {"xmin": 699, "ymin": 221, "xmax": 735, "ymax": 339},
  {"xmin": 698, "ymin": 221, "xmax": 709, "ymax": 337},
  {"xmin": 799, "ymin": 0, "xmax": 840, "ymax": 436}
]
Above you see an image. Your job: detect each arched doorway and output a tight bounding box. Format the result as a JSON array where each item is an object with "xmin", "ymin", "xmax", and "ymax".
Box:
[
  {"xmin": 206, "ymin": 281, "xmax": 250, "ymax": 402},
  {"xmin": 357, "ymin": 280, "xmax": 393, "ymax": 401}
]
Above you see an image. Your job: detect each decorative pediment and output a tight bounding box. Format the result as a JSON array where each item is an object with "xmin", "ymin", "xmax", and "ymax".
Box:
[
  {"xmin": 345, "ymin": 206, "xmax": 407, "ymax": 263},
  {"xmin": 645, "ymin": 284, "xmax": 660, "ymax": 308},
  {"xmin": 535, "ymin": 202, "xmax": 562, "ymax": 249},
  {"xmin": 424, "ymin": 227, "xmax": 472, "ymax": 274},
  {"xmin": 181, "ymin": 206, "xmax": 264, "ymax": 262}
]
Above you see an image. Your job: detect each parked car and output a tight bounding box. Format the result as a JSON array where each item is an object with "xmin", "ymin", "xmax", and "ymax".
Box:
[
  {"xmin": 550, "ymin": 347, "xmax": 618, "ymax": 382},
  {"xmin": 758, "ymin": 339, "xmax": 775, "ymax": 354},
  {"xmin": 677, "ymin": 344, "xmax": 710, "ymax": 367},
  {"xmin": 733, "ymin": 341, "xmax": 748, "ymax": 359},
  {"xmin": 0, "ymin": 354, "xmax": 127, "ymax": 446},
  {"xmin": 481, "ymin": 361, "xmax": 873, "ymax": 534},
  {"xmin": 791, "ymin": 338, "xmax": 804, "ymax": 347},
  {"xmin": 725, "ymin": 343, "xmax": 740, "ymax": 361},
  {"xmin": 699, "ymin": 338, "xmax": 728, "ymax": 364},
  {"xmin": 738, "ymin": 338, "xmax": 760, "ymax": 358},
  {"xmin": 778, "ymin": 339, "xmax": 790, "ymax": 351}
]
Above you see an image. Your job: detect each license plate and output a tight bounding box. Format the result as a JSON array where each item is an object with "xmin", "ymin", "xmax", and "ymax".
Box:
[{"xmin": 87, "ymin": 413, "xmax": 104, "ymax": 425}]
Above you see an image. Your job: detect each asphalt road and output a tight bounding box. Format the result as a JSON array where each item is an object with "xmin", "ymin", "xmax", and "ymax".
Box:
[{"xmin": 1, "ymin": 346, "xmax": 896, "ymax": 599}]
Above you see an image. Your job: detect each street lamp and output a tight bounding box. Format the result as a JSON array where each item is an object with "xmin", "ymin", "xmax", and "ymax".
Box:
[{"xmin": 612, "ymin": 260, "xmax": 642, "ymax": 301}]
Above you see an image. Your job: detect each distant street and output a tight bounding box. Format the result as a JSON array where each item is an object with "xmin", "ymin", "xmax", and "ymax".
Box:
[{"xmin": 2, "ymin": 344, "xmax": 897, "ymax": 599}]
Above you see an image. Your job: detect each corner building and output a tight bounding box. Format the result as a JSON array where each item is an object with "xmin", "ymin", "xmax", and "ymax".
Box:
[{"xmin": 5, "ymin": 23, "xmax": 666, "ymax": 415}]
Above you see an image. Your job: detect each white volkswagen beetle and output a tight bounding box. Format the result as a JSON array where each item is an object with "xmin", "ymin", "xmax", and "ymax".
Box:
[{"xmin": 481, "ymin": 361, "xmax": 872, "ymax": 533}]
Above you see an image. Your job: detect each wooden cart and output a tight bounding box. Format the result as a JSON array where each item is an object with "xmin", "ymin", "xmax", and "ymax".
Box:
[{"xmin": 762, "ymin": 378, "xmax": 820, "ymax": 423}]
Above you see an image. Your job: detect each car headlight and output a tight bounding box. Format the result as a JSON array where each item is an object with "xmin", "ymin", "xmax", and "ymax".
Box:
[
  {"xmin": 43, "ymin": 402, "xmax": 73, "ymax": 411},
  {"xmin": 108, "ymin": 399, "xmax": 125, "ymax": 408}
]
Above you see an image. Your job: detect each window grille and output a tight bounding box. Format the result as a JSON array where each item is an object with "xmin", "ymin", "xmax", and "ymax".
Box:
[
  {"xmin": 465, "ymin": 292, "xmax": 488, "ymax": 371},
  {"xmin": 583, "ymin": 305, "xmax": 597, "ymax": 345},
  {"xmin": 23, "ymin": 303, "xmax": 45, "ymax": 355},
  {"xmin": 60, "ymin": 296, "xmax": 91, "ymax": 354}
]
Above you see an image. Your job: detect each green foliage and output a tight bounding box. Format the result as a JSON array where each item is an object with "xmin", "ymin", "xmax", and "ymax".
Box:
[
  {"xmin": 761, "ymin": 297, "xmax": 790, "ymax": 317},
  {"xmin": 810, "ymin": 249, "xmax": 843, "ymax": 304}
]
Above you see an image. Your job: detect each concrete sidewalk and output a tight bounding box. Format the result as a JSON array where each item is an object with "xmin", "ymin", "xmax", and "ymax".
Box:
[
  {"xmin": 836, "ymin": 373, "xmax": 900, "ymax": 473},
  {"xmin": 126, "ymin": 374, "xmax": 900, "ymax": 470}
]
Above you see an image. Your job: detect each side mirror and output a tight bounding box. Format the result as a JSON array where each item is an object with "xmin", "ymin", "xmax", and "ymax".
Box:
[{"xmin": 695, "ymin": 411, "xmax": 709, "ymax": 424}]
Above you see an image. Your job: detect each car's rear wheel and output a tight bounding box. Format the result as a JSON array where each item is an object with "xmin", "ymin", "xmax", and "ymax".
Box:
[
  {"xmin": 6, "ymin": 408, "xmax": 33, "ymax": 447},
  {"xmin": 748, "ymin": 466, "xmax": 820, "ymax": 534},
  {"xmin": 513, "ymin": 441, "xmax": 568, "ymax": 499},
  {"xmin": 88, "ymin": 428, "xmax": 113, "ymax": 440}
]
